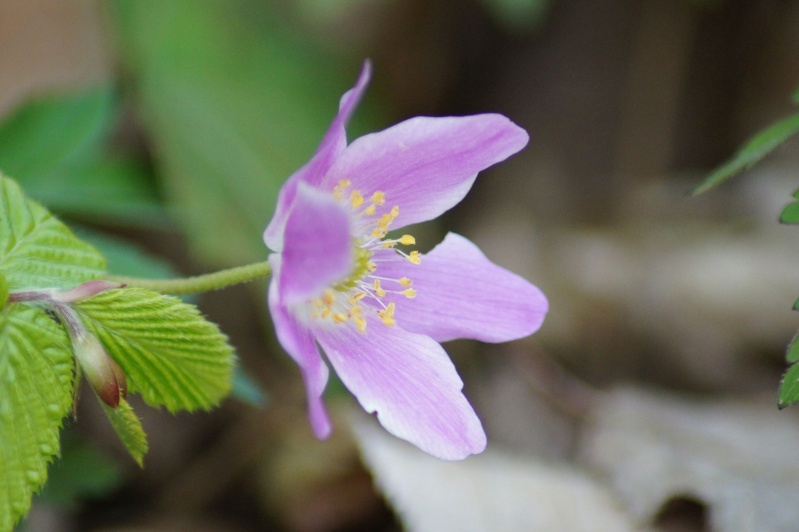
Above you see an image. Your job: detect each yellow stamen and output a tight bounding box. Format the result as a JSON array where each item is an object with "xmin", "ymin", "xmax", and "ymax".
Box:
[
  {"xmin": 398, "ymin": 277, "xmax": 412, "ymax": 287},
  {"xmin": 333, "ymin": 179, "xmax": 351, "ymax": 200},
  {"xmin": 355, "ymin": 316, "xmax": 367, "ymax": 334},
  {"xmin": 322, "ymin": 289, "xmax": 335, "ymax": 306},
  {"xmin": 402, "ymin": 288, "xmax": 416, "ymax": 298},
  {"xmin": 363, "ymin": 204, "xmax": 376, "ymax": 216},
  {"xmin": 350, "ymin": 190, "xmax": 364, "ymax": 208},
  {"xmin": 378, "ymin": 303, "xmax": 396, "ymax": 326},
  {"xmin": 373, "ymin": 279, "xmax": 386, "ymax": 297},
  {"xmin": 408, "ymin": 251, "xmax": 422, "ymax": 265},
  {"xmin": 371, "ymin": 191, "xmax": 386, "ymax": 205},
  {"xmin": 332, "ymin": 313, "xmax": 348, "ymax": 324},
  {"xmin": 399, "ymin": 234, "xmax": 415, "ymax": 245}
]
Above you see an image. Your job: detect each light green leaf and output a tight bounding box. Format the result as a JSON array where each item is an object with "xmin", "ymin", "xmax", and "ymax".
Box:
[
  {"xmin": 0, "ymin": 175, "xmax": 105, "ymax": 290},
  {"xmin": 100, "ymin": 398, "xmax": 148, "ymax": 466},
  {"xmin": 0, "ymin": 305, "xmax": 75, "ymax": 531},
  {"xmin": 76, "ymin": 288, "xmax": 234, "ymax": 412},
  {"xmin": 692, "ymin": 112, "xmax": 799, "ymax": 195}
]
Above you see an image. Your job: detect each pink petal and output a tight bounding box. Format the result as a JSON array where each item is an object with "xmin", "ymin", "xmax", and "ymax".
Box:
[
  {"xmin": 314, "ymin": 314, "xmax": 486, "ymax": 460},
  {"xmin": 279, "ymin": 183, "xmax": 353, "ymax": 306},
  {"xmin": 264, "ymin": 61, "xmax": 371, "ymax": 251},
  {"xmin": 268, "ymin": 256, "xmax": 332, "ymax": 438},
  {"xmin": 377, "ymin": 233, "xmax": 548, "ymax": 343},
  {"xmin": 322, "ymin": 114, "xmax": 528, "ymax": 229}
]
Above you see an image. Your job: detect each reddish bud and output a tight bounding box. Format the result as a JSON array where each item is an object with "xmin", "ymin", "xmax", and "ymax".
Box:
[
  {"xmin": 54, "ymin": 280, "xmax": 125, "ymax": 304},
  {"xmin": 73, "ymin": 332, "xmax": 127, "ymax": 408}
]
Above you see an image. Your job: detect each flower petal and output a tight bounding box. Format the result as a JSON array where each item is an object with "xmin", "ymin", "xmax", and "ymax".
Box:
[
  {"xmin": 268, "ymin": 256, "xmax": 331, "ymax": 438},
  {"xmin": 280, "ymin": 183, "xmax": 353, "ymax": 306},
  {"xmin": 264, "ymin": 61, "xmax": 371, "ymax": 251},
  {"xmin": 378, "ymin": 233, "xmax": 548, "ymax": 343},
  {"xmin": 314, "ymin": 315, "xmax": 486, "ymax": 460},
  {"xmin": 323, "ymin": 114, "xmax": 528, "ymax": 229}
]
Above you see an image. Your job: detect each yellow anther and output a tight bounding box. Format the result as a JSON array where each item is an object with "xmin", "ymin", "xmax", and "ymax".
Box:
[
  {"xmin": 390, "ymin": 206, "xmax": 399, "ymax": 218},
  {"xmin": 350, "ymin": 190, "xmax": 364, "ymax": 208},
  {"xmin": 367, "ymin": 261, "xmax": 377, "ymax": 272},
  {"xmin": 332, "ymin": 313, "xmax": 348, "ymax": 324},
  {"xmin": 381, "ymin": 241, "xmax": 397, "ymax": 248},
  {"xmin": 399, "ymin": 234, "xmax": 416, "ymax": 246},
  {"xmin": 363, "ymin": 204, "xmax": 376, "ymax": 216},
  {"xmin": 355, "ymin": 316, "xmax": 367, "ymax": 334},
  {"xmin": 373, "ymin": 279, "xmax": 386, "ymax": 297},
  {"xmin": 322, "ymin": 289, "xmax": 335, "ymax": 306},
  {"xmin": 332, "ymin": 179, "xmax": 351, "ymax": 200},
  {"xmin": 408, "ymin": 251, "xmax": 422, "ymax": 265},
  {"xmin": 321, "ymin": 308, "xmax": 332, "ymax": 319},
  {"xmin": 371, "ymin": 191, "xmax": 386, "ymax": 205},
  {"xmin": 378, "ymin": 303, "xmax": 396, "ymax": 326},
  {"xmin": 398, "ymin": 277, "xmax": 412, "ymax": 287},
  {"xmin": 351, "ymin": 292, "xmax": 366, "ymax": 302},
  {"xmin": 402, "ymin": 288, "xmax": 417, "ymax": 298}
]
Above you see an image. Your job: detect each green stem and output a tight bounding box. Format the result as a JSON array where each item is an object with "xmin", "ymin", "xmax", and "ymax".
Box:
[{"xmin": 109, "ymin": 261, "xmax": 272, "ymax": 295}]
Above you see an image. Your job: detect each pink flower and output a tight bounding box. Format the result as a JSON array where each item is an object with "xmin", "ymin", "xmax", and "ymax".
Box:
[{"xmin": 264, "ymin": 62, "xmax": 547, "ymax": 460}]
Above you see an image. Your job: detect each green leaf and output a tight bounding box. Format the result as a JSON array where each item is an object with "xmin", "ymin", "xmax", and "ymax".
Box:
[
  {"xmin": 0, "ymin": 305, "xmax": 75, "ymax": 530},
  {"xmin": 100, "ymin": 398, "xmax": 148, "ymax": 466},
  {"xmin": 692, "ymin": 112, "xmax": 799, "ymax": 195},
  {"xmin": 111, "ymin": 1, "xmax": 371, "ymax": 266},
  {"xmin": 0, "ymin": 87, "xmax": 113, "ymax": 180},
  {"xmin": 780, "ymin": 189, "xmax": 799, "ymax": 224},
  {"xmin": 779, "ymin": 362, "xmax": 799, "ymax": 408},
  {"xmin": 76, "ymin": 288, "xmax": 234, "ymax": 412},
  {"xmin": 786, "ymin": 330, "xmax": 799, "ymax": 364},
  {"xmin": 0, "ymin": 174, "xmax": 105, "ymax": 290},
  {"xmin": 38, "ymin": 434, "xmax": 124, "ymax": 510}
]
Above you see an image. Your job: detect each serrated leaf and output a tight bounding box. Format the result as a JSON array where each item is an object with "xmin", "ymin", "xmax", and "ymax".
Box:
[
  {"xmin": 76, "ymin": 288, "xmax": 234, "ymax": 412},
  {"xmin": 779, "ymin": 362, "xmax": 799, "ymax": 408},
  {"xmin": 0, "ymin": 175, "xmax": 105, "ymax": 290},
  {"xmin": 692, "ymin": 112, "xmax": 799, "ymax": 195},
  {"xmin": 100, "ymin": 398, "xmax": 148, "ymax": 466},
  {"xmin": 786, "ymin": 330, "xmax": 799, "ymax": 364},
  {"xmin": 0, "ymin": 305, "xmax": 75, "ymax": 531}
]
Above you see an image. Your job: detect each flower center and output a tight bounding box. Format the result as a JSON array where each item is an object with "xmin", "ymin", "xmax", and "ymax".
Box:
[{"xmin": 309, "ymin": 179, "xmax": 420, "ymax": 333}]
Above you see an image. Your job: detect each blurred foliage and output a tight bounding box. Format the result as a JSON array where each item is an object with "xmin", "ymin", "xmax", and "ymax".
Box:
[
  {"xmin": 36, "ymin": 434, "xmax": 124, "ymax": 512},
  {"xmin": 692, "ymin": 110, "xmax": 799, "ymax": 196},
  {"xmin": 0, "ymin": 87, "xmax": 166, "ymax": 229},
  {"xmin": 479, "ymin": 0, "xmax": 551, "ymax": 33},
  {"xmin": 109, "ymin": 0, "xmax": 379, "ymax": 268}
]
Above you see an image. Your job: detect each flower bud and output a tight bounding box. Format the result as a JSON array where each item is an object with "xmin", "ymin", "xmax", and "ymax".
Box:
[{"xmin": 73, "ymin": 331, "xmax": 127, "ymax": 408}]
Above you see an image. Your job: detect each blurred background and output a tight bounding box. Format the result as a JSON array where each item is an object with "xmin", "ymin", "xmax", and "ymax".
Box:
[{"xmin": 3, "ymin": 0, "xmax": 799, "ymax": 530}]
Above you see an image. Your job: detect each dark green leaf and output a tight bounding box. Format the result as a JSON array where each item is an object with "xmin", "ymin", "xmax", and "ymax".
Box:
[
  {"xmin": 779, "ymin": 362, "xmax": 799, "ymax": 408},
  {"xmin": 692, "ymin": 112, "xmax": 799, "ymax": 195}
]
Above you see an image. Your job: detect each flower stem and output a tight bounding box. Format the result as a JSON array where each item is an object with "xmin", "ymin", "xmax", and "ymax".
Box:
[{"xmin": 108, "ymin": 261, "xmax": 272, "ymax": 295}]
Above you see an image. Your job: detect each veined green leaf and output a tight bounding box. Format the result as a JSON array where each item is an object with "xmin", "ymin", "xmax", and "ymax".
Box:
[
  {"xmin": 0, "ymin": 305, "xmax": 75, "ymax": 531},
  {"xmin": 786, "ymin": 330, "xmax": 799, "ymax": 364},
  {"xmin": 692, "ymin": 112, "xmax": 799, "ymax": 195},
  {"xmin": 76, "ymin": 288, "xmax": 234, "ymax": 413},
  {"xmin": 0, "ymin": 175, "xmax": 105, "ymax": 290},
  {"xmin": 100, "ymin": 398, "xmax": 148, "ymax": 466}
]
